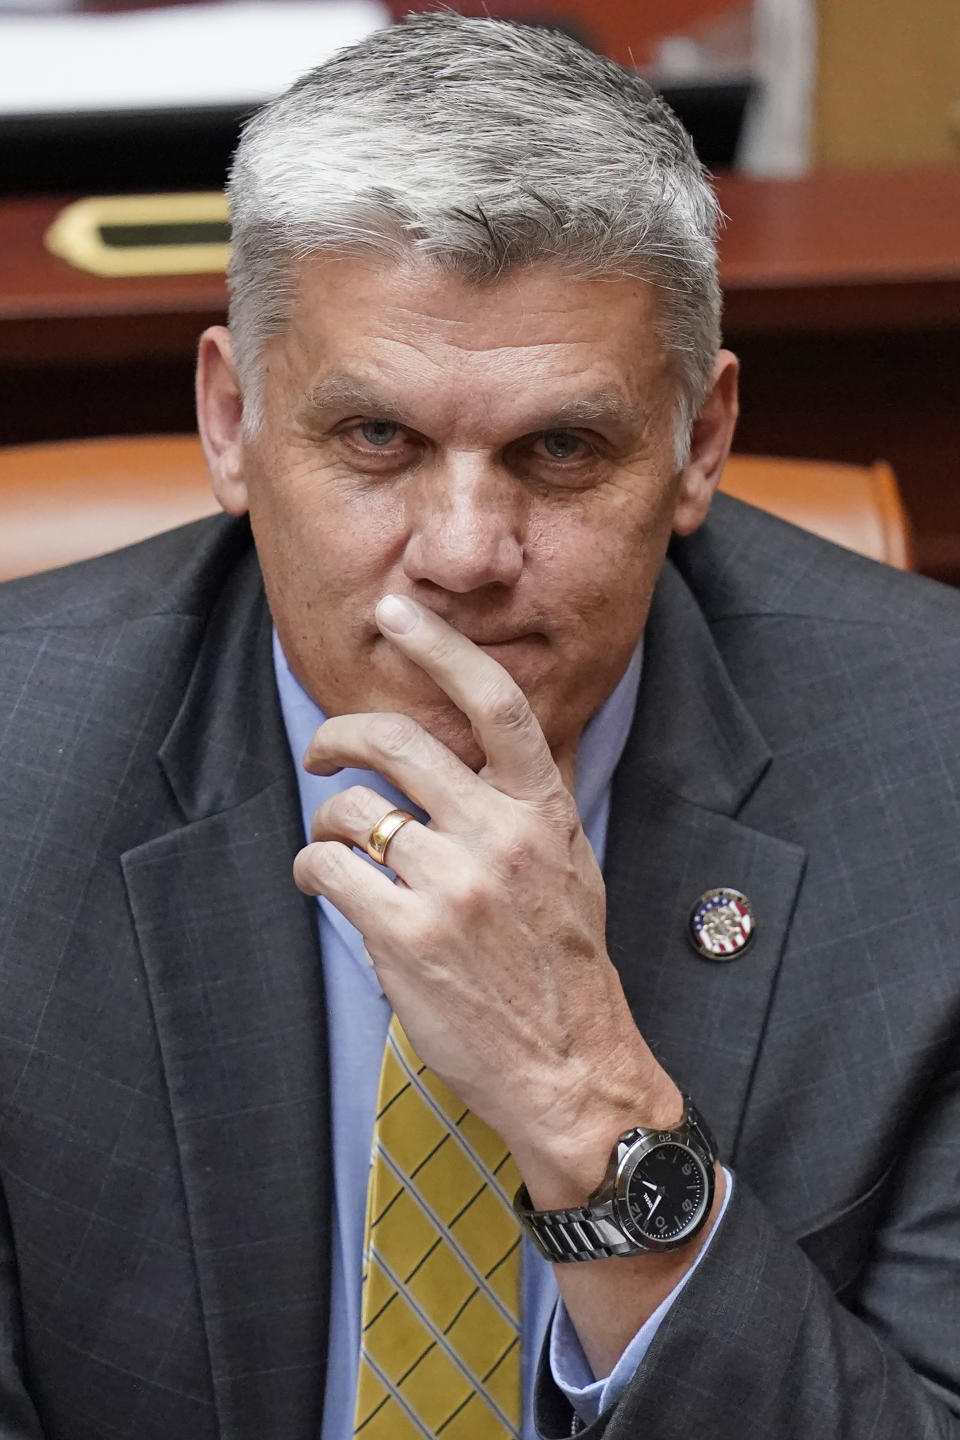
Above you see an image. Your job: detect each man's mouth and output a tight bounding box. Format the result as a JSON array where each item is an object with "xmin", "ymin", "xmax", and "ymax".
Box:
[
  {"xmin": 468, "ymin": 633, "xmax": 537, "ymax": 646},
  {"xmin": 371, "ymin": 613, "xmax": 546, "ymax": 650}
]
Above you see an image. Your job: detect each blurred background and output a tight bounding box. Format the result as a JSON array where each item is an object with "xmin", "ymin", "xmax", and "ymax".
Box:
[{"xmin": 1, "ymin": 0, "xmax": 958, "ymax": 579}]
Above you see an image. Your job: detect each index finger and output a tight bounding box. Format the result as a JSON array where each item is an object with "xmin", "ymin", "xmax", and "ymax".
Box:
[{"xmin": 375, "ymin": 593, "xmax": 560, "ymax": 802}]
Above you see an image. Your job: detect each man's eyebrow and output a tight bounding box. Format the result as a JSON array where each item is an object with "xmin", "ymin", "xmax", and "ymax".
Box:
[
  {"xmin": 539, "ymin": 392, "xmax": 642, "ymax": 432},
  {"xmin": 302, "ymin": 376, "xmax": 408, "ymax": 422}
]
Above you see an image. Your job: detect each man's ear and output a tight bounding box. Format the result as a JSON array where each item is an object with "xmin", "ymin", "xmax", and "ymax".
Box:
[
  {"xmin": 671, "ymin": 349, "xmax": 739, "ymax": 537},
  {"xmin": 195, "ymin": 326, "xmax": 250, "ymax": 516}
]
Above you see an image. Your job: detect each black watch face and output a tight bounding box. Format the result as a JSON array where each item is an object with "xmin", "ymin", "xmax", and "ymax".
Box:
[{"xmin": 625, "ymin": 1142, "xmax": 709, "ymax": 1242}]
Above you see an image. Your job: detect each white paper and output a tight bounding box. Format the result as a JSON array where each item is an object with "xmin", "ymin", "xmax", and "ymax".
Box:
[{"xmin": 0, "ymin": 0, "xmax": 388, "ymax": 116}]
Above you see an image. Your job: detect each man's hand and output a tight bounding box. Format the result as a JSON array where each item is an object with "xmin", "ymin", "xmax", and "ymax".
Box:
[
  {"xmin": 293, "ymin": 592, "xmax": 726, "ymax": 1377},
  {"xmin": 292, "ymin": 591, "xmax": 680, "ymax": 1206}
]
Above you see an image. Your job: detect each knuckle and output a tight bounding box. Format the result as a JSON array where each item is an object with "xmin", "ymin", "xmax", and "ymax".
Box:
[
  {"xmin": 546, "ymin": 790, "xmax": 581, "ymax": 840},
  {"xmin": 293, "ymin": 840, "xmax": 340, "ymax": 891},
  {"xmin": 338, "ymin": 786, "xmax": 379, "ymax": 830},
  {"xmin": 323, "ymin": 840, "xmax": 352, "ymax": 876},
  {"xmin": 445, "ymin": 865, "xmax": 488, "ymax": 916},
  {"xmin": 496, "ymin": 817, "xmax": 538, "ymax": 878},
  {"xmin": 502, "ymin": 836, "xmax": 533, "ymax": 880},
  {"xmin": 313, "ymin": 788, "xmax": 371, "ymax": 841},
  {"xmin": 368, "ymin": 711, "xmax": 422, "ymax": 757},
  {"xmin": 424, "ymin": 627, "xmax": 459, "ymax": 667},
  {"xmin": 478, "ymin": 678, "xmax": 531, "ymax": 732}
]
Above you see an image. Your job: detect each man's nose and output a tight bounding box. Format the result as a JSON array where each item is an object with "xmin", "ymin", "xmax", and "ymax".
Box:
[{"xmin": 401, "ymin": 455, "xmax": 525, "ymax": 593}]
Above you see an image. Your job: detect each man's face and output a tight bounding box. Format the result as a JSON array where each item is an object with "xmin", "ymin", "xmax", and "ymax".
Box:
[{"xmin": 201, "ymin": 256, "xmax": 732, "ymax": 772}]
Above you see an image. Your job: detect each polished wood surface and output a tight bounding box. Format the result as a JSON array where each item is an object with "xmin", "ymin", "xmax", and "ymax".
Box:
[
  {"xmin": 0, "ymin": 196, "xmax": 223, "ymax": 366},
  {"xmin": 1, "ymin": 169, "xmax": 958, "ymax": 577},
  {"xmin": 718, "ymin": 169, "xmax": 960, "ymax": 332},
  {"xmin": 0, "ymin": 435, "xmax": 913, "ymax": 581}
]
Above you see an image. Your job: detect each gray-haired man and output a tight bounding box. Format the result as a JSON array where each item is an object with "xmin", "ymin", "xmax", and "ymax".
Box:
[{"xmin": 1, "ymin": 14, "xmax": 959, "ymax": 1440}]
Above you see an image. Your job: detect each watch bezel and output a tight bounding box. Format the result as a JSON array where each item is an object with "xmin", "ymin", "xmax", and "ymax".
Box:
[{"xmin": 612, "ymin": 1132, "xmax": 714, "ymax": 1252}]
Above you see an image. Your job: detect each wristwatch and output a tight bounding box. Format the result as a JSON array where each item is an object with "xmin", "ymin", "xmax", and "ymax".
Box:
[{"xmin": 513, "ymin": 1096, "xmax": 717, "ymax": 1262}]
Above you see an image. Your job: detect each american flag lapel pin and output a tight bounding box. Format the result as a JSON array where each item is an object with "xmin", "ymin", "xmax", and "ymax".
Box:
[{"xmin": 689, "ymin": 888, "xmax": 756, "ymax": 960}]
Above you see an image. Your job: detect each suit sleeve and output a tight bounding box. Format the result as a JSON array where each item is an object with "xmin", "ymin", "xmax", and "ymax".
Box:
[
  {"xmin": 0, "ymin": 1186, "xmax": 47, "ymax": 1438},
  {"xmin": 535, "ymin": 1070, "xmax": 960, "ymax": 1439}
]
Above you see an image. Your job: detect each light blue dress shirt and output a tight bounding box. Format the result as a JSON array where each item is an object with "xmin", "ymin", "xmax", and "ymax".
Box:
[{"xmin": 272, "ymin": 631, "xmax": 730, "ymax": 1436}]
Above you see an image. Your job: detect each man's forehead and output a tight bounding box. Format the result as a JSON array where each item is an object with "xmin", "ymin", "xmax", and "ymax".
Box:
[
  {"xmin": 288, "ymin": 253, "xmax": 663, "ymax": 353},
  {"xmin": 278, "ymin": 255, "xmax": 672, "ymax": 436}
]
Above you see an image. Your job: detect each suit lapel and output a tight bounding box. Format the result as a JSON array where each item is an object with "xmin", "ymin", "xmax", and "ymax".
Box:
[
  {"xmin": 122, "ymin": 548, "xmax": 331, "ymax": 1440},
  {"xmin": 605, "ymin": 560, "xmax": 806, "ymax": 1161}
]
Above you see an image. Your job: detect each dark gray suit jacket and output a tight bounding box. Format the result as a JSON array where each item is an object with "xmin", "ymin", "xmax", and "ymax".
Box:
[{"xmin": 0, "ymin": 496, "xmax": 959, "ymax": 1440}]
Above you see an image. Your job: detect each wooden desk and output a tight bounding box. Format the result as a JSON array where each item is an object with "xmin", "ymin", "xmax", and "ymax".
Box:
[
  {"xmin": 2, "ymin": 168, "xmax": 959, "ymax": 577},
  {"xmin": 719, "ymin": 169, "xmax": 960, "ymax": 331}
]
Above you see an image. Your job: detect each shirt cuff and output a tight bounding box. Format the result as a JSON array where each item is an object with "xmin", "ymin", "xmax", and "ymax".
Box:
[{"xmin": 548, "ymin": 1167, "xmax": 734, "ymax": 1425}]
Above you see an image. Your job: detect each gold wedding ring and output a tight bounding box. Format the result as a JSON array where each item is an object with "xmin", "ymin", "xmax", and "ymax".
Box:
[{"xmin": 366, "ymin": 808, "xmax": 416, "ymax": 866}]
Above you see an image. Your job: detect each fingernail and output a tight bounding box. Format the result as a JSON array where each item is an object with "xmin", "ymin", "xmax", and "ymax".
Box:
[{"xmin": 377, "ymin": 594, "xmax": 419, "ymax": 634}]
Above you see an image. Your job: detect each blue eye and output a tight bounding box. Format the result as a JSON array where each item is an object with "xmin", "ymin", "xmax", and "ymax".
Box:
[
  {"xmin": 360, "ymin": 421, "xmax": 399, "ymax": 447},
  {"xmin": 542, "ymin": 431, "xmax": 583, "ymax": 460}
]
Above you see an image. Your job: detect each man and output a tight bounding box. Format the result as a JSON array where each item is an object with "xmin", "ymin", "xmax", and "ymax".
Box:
[{"xmin": 0, "ymin": 12, "xmax": 959, "ymax": 1440}]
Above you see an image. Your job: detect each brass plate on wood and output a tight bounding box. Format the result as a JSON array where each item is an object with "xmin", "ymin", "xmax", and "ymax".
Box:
[{"xmin": 45, "ymin": 192, "xmax": 230, "ymax": 278}]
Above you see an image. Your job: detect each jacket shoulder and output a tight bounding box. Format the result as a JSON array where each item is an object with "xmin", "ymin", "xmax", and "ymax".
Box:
[
  {"xmin": 0, "ymin": 515, "xmax": 260, "ymax": 835},
  {"xmin": 675, "ymin": 493, "xmax": 960, "ymax": 631},
  {"xmin": 0, "ymin": 513, "xmax": 251, "ymax": 633}
]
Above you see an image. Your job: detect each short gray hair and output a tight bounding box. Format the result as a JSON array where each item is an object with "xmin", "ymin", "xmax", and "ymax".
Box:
[{"xmin": 226, "ymin": 12, "xmax": 722, "ymax": 463}]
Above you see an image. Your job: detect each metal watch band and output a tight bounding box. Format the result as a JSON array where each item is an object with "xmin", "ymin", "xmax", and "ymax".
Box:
[
  {"xmin": 513, "ymin": 1096, "xmax": 717, "ymax": 1264},
  {"xmin": 515, "ymin": 1194, "xmax": 644, "ymax": 1264}
]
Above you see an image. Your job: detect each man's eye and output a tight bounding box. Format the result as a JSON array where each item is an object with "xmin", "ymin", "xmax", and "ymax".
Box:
[
  {"xmin": 540, "ymin": 430, "xmax": 586, "ymax": 461},
  {"xmin": 359, "ymin": 420, "xmax": 400, "ymax": 447}
]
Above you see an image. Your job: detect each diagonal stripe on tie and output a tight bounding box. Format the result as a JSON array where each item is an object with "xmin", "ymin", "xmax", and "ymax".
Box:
[
  {"xmin": 366, "ymin": 1247, "xmax": 518, "ymax": 1431},
  {"xmin": 353, "ymin": 1014, "xmax": 523, "ymax": 1439},
  {"xmin": 372, "ymin": 1142, "xmax": 520, "ymax": 1329},
  {"xmin": 386, "ymin": 1029, "xmax": 517, "ymax": 1211}
]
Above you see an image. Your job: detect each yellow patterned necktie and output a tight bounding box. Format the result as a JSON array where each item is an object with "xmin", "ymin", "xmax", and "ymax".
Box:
[{"xmin": 353, "ymin": 1015, "xmax": 523, "ymax": 1439}]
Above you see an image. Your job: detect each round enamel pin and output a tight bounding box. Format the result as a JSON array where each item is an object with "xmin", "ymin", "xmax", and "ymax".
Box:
[{"xmin": 689, "ymin": 888, "xmax": 756, "ymax": 960}]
